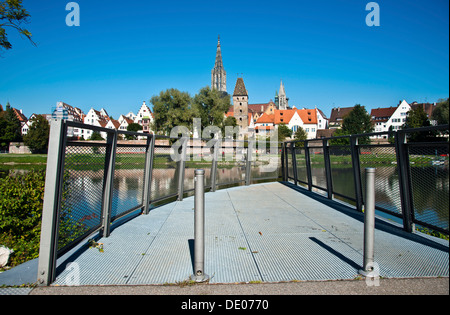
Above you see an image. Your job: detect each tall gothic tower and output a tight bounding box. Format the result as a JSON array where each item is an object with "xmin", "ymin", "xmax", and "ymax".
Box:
[
  {"xmin": 278, "ymin": 80, "xmax": 289, "ymax": 110},
  {"xmin": 211, "ymin": 36, "xmax": 227, "ymax": 93},
  {"xmin": 233, "ymin": 77, "xmax": 249, "ymax": 131}
]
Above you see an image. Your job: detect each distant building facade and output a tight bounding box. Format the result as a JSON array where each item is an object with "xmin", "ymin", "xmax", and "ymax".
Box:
[{"xmin": 328, "ymin": 106, "xmax": 354, "ymax": 129}]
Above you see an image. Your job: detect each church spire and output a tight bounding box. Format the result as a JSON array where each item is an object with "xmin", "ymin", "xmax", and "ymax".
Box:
[
  {"xmin": 278, "ymin": 80, "xmax": 289, "ymax": 110},
  {"xmin": 214, "ymin": 35, "xmax": 223, "ymax": 68},
  {"xmin": 211, "ymin": 35, "xmax": 227, "ymax": 93}
]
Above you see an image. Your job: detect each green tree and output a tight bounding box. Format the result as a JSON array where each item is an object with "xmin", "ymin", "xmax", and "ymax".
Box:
[
  {"xmin": 0, "ymin": 103, "xmax": 22, "ymax": 149},
  {"xmin": 403, "ymin": 106, "xmax": 431, "ymax": 129},
  {"xmin": 23, "ymin": 114, "xmax": 50, "ymax": 153},
  {"xmin": 0, "ymin": 0, "xmax": 35, "ymax": 51},
  {"xmin": 403, "ymin": 106, "xmax": 432, "ymax": 142},
  {"xmin": 329, "ymin": 128, "xmax": 350, "ymax": 145},
  {"xmin": 89, "ymin": 131, "xmax": 104, "ymax": 141},
  {"xmin": 222, "ymin": 115, "xmax": 237, "ymax": 138},
  {"xmin": 0, "ymin": 170, "xmax": 45, "ymax": 267},
  {"xmin": 277, "ymin": 123, "xmax": 292, "ymax": 142},
  {"xmin": 293, "ymin": 126, "xmax": 308, "ymax": 141},
  {"xmin": 331, "ymin": 104, "xmax": 373, "ymax": 145},
  {"xmin": 151, "ymin": 88, "xmax": 194, "ymax": 135},
  {"xmin": 126, "ymin": 122, "xmax": 143, "ymax": 140},
  {"xmin": 192, "ymin": 86, "xmax": 231, "ymax": 131},
  {"xmin": 341, "ymin": 104, "xmax": 373, "ymax": 135},
  {"xmin": 432, "ymin": 98, "xmax": 449, "ymax": 125}
]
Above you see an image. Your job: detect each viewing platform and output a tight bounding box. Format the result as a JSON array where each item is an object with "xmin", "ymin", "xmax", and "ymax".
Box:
[
  {"xmin": 1, "ymin": 122, "xmax": 448, "ymax": 295},
  {"xmin": 49, "ymin": 181, "xmax": 448, "ymax": 286}
]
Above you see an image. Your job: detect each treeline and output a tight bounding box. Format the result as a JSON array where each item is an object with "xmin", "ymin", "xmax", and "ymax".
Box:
[
  {"xmin": 0, "ymin": 106, "xmax": 50, "ymax": 153},
  {"xmin": 151, "ymin": 86, "xmax": 236, "ymax": 137}
]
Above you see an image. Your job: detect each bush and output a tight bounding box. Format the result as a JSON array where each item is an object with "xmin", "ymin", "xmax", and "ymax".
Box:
[{"xmin": 0, "ymin": 171, "xmax": 45, "ymax": 268}]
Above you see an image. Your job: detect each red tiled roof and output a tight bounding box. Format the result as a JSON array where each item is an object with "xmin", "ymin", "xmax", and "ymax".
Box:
[
  {"xmin": 329, "ymin": 107, "xmax": 354, "ymax": 123},
  {"xmin": 256, "ymin": 113, "xmax": 275, "ymax": 124},
  {"xmin": 12, "ymin": 108, "xmax": 27, "ymax": 122},
  {"xmin": 255, "ymin": 108, "xmax": 318, "ymax": 125},
  {"xmin": 370, "ymin": 107, "xmax": 397, "ymax": 119}
]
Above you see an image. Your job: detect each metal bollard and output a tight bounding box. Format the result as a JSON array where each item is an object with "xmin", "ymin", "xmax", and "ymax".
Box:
[
  {"xmin": 360, "ymin": 168, "xmax": 377, "ymax": 276},
  {"xmin": 191, "ymin": 169, "xmax": 209, "ymax": 282}
]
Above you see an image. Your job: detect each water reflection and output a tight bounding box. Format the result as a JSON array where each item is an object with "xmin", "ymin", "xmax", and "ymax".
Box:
[{"xmin": 300, "ymin": 164, "xmax": 449, "ymax": 231}]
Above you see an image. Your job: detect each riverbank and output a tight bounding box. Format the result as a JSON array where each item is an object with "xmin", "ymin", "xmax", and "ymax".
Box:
[{"xmin": 0, "ymin": 154, "xmax": 48, "ymax": 165}]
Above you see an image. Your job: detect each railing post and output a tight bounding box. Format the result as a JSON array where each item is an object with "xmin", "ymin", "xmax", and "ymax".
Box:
[
  {"xmin": 177, "ymin": 137, "xmax": 188, "ymax": 201},
  {"xmin": 395, "ymin": 131, "xmax": 414, "ymax": 233},
  {"xmin": 191, "ymin": 169, "xmax": 209, "ymax": 282},
  {"xmin": 281, "ymin": 142, "xmax": 286, "ymax": 181},
  {"xmin": 360, "ymin": 168, "xmax": 377, "ymax": 278},
  {"xmin": 143, "ymin": 134, "xmax": 155, "ymax": 215},
  {"xmin": 37, "ymin": 119, "xmax": 67, "ymax": 286},
  {"xmin": 304, "ymin": 141, "xmax": 313, "ymax": 191},
  {"xmin": 245, "ymin": 140, "xmax": 253, "ymax": 186},
  {"xmin": 101, "ymin": 130, "xmax": 117, "ymax": 238},
  {"xmin": 350, "ymin": 136, "xmax": 363, "ymax": 212},
  {"xmin": 210, "ymin": 139, "xmax": 219, "ymax": 192},
  {"xmin": 322, "ymin": 138, "xmax": 333, "ymax": 199},
  {"xmin": 291, "ymin": 142, "xmax": 298, "ymax": 185}
]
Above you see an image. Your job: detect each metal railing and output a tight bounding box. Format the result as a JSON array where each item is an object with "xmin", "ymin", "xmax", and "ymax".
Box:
[
  {"xmin": 283, "ymin": 124, "xmax": 449, "ymax": 236},
  {"xmin": 37, "ymin": 120, "xmax": 282, "ymax": 285}
]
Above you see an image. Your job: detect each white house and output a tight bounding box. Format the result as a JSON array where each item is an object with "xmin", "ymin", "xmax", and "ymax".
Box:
[
  {"xmin": 21, "ymin": 114, "xmax": 52, "ymax": 135},
  {"xmin": 124, "ymin": 111, "xmax": 136, "ymax": 121},
  {"xmin": 80, "ymin": 108, "xmax": 109, "ymax": 139},
  {"xmin": 118, "ymin": 117, "xmax": 134, "ymax": 132},
  {"xmin": 103, "ymin": 119, "xmax": 121, "ymax": 139},
  {"xmin": 387, "ymin": 100, "xmax": 411, "ymax": 131},
  {"xmin": 134, "ymin": 101, "xmax": 154, "ymax": 134},
  {"xmin": 254, "ymin": 108, "xmax": 318, "ymax": 140},
  {"xmin": 370, "ymin": 100, "xmax": 412, "ymax": 139},
  {"xmin": 316, "ymin": 108, "xmax": 328, "ymax": 130}
]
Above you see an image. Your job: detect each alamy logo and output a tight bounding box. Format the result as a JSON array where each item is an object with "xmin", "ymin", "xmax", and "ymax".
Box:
[
  {"xmin": 365, "ymin": 2, "xmax": 380, "ymax": 27},
  {"xmin": 64, "ymin": 262, "xmax": 80, "ymax": 285},
  {"xmin": 66, "ymin": 2, "xmax": 80, "ymax": 27},
  {"xmin": 364, "ymin": 262, "xmax": 380, "ymax": 286}
]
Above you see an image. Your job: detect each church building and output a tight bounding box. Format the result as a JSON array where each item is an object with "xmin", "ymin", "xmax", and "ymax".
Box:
[{"xmin": 211, "ymin": 36, "xmax": 227, "ymax": 94}]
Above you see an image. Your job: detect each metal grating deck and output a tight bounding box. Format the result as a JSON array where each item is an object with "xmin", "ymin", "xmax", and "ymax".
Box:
[{"xmin": 53, "ymin": 182, "xmax": 449, "ymax": 286}]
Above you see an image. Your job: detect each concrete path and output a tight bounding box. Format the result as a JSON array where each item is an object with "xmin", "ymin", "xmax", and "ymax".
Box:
[{"xmin": 28, "ymin": 277, "xmax": 448, "ymax": 295}]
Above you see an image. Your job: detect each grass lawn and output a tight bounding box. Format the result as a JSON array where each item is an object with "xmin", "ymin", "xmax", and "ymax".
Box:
[{"xmin": 0, "ymin": 154, "xmax": 48, "ymax": 164}]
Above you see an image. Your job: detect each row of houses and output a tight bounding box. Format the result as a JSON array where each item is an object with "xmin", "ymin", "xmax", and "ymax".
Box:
[
  {"xmin": 16, "ymin": 101, "xmax": 155, "ymax": 140},
  {"xmin": 221, "ymin": 77, "xmax": 439, "ymax": 141},
  {"xmin": 327, "ymin": 100, "xmax": 437, "ymax": 140},
  {"xmin": 3, "ymin": 97, "xmax": 437, "ymax": 143}
]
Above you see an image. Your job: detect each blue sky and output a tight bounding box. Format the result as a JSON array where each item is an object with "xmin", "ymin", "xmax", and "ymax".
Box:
[{"xmin": 1, "ymin": 0, "xmax": 448, "ymax": 119}]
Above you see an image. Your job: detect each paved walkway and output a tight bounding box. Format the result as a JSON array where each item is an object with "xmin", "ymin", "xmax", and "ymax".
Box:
[
  {"xmin": 52, "ymin": 182, "xmax": 448, "ymax": 286},
  {"xmin": 28, "ymin": 277, "xmax": 449, "ymax": 295},
  {"xmin": 1, "ymin": 182, "xmax": 448, "ymax": 295}
]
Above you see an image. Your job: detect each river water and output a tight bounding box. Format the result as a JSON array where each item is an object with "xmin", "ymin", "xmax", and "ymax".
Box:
[{"xmin": 1, "ymin": 160, "xmax": 447, "ymax": 232}]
